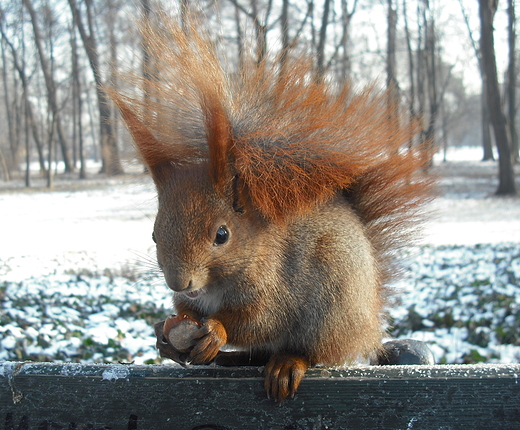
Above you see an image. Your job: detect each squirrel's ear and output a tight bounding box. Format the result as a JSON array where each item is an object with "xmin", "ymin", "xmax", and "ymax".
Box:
[
  {"xmin": 114, "ymin": 97, "xmax": 174, "ymax": 185},
  {"xmin": 202, "ymin": 93, "xmax": 233, "ymax": 196}
]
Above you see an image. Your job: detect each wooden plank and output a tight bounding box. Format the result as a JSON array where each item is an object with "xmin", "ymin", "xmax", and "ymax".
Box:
[{"xmin": 1, "ymin": 362, "xmax": 520, "ymax": 429}]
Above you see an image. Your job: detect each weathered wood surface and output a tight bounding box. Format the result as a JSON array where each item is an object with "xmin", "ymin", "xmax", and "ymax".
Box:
[{"xmin": 1, "ymin": 362, "xmax": 520, "ymax": 429}]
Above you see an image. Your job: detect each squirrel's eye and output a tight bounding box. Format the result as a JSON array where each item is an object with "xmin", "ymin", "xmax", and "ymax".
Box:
[
  {"xmin": 152, "ymin": 231, "xmax": 157, "ymax": 243},
  {"xmin": 214, "ymin": 226, "xmax": 229, "ymax": 245}
]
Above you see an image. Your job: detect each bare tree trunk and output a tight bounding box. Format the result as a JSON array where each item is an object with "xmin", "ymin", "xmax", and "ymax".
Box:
[
  {"xmin": 481, "ymin": 77, "xmax": 495, "ymax": 160},
  {"xmin": 458, "ymin": 0, "xmax": 494, "ymax": 160},
  {"xmin": 229, "ymin": 0, "xmax": 273, "ymax": 65},
  {"xmin": 107, "ymin": 0, "xmax": 119, "ymax": 154},
  {"xmin": 24, "ymin": 98, "xmax": 30, "ymax": 188},
  {"xmin": 0, "ymin": 148, "xmax": 9, "ymax": 181},
  {"xmin": 339, "ymin": 0, "xmax": 358, "ymax": 81},
  {"xmin": 479, "ymin": 0, "xmax": 516, "ymax": 195},
  {"xmin": 68, "ymin": 0, "xmax": 123, "ymax": 176},
  {"xmin": 402, "ymin": 0, "xmax": 417, "ymax": 147},
  {"xmin": 71, "ymin": 31, "xmax": 77, "ymax": 169},
  {"xmin": 23, "ymin": 0, "xmax": 74, "ymax": 173},
  {"xmin": 71, "ymin": 25, "xmax": 86, "ymax": 179},
  {"xmin": 252, "ymin": 0, "xmax": 268, "ymax": 64},
  {"xmin": 1, "ymin": 37, "xmax": 17, "ymax": 175},
  {"xmin": 387, "ymin": 0, "xmax": 398, "ymax": 90},
  {"xmin": 437, "ymin": 60, "xmax": 455, "ymax": 162},
  {"xmin": 85, "ymin": 78, "xmax": 98, "ymax": 162},
  {"xmin": 234, "ymin": 2, "xmax": 244, "ymax": 71},
  {"xmin": 423, "ymin": 1, "xmax": 438, "ymax": 163},
  {"xmin": 310, "ymin": 0, "xmax": 317, "ymax": 57},
  {"xmin": 386, "ymin": 0, "xmax": 402, "ymax": 154},
  {"xmin": 280, "ymin": 0, "xmax": 289, "ymax": 70},
  {"xmin": 141, "ymin": 0, "xmax": 152, "ymax": 127},
  {"xmin": 416, "ymin": 2, "xmax": 426, "ymax": 145},
  {"xmin": 508, "ymin": 0, "xmax": 518, "ymax": 162},
  {"xmin": 47, "ymin": 115, "xmax": 55, "ymax": 188},
  {"xmin": 139, "ymin": 0, "xmax": 153, "ymax": 174},
  {"xmin": 316, "ymin": 0, "xmax": 332, "ymax": 80},
  {"xmin": 440, "ymin": 81, "xmax": 450, "ymax": 162},
  {"xmin": 387, "ymin": 0, "xmax": 399, "ymax": 104},
  {"xmin": 0, "ymin": 14, "xmax": 47, "ymax": 174},
  {"xmin": 20, "ymin": 7, "xmax": 31, "ymax": 186},
  {"xmin": 278, "ymin": 0, "xmax": 314, "ymax": 79}
]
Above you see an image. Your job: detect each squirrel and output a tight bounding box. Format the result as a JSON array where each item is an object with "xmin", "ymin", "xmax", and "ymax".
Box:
[{"xmin": 110, "ymin": 16, "xmax": 432, "ymax": 402}]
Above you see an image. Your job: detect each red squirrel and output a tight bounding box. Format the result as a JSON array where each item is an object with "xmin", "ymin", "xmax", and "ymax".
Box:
[{"xmin": 110, "ymin": 17, "xmax": 432, "ymax": 402}]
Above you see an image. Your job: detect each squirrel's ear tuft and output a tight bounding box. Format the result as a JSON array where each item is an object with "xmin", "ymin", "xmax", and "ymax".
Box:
[
  {"xmin": 112, "ymin": 94, "xmax": 205, "ymax": 185},
  {"xmin": 201, "ymin": 92, "xmax": 234, "ymax": 196},
  {"xmin": 112, "ymin": 96, "xmax": 172, "ymax": 184}
]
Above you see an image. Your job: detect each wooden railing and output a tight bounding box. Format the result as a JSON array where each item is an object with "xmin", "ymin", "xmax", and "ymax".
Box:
[{"xmin": 1, "ymin": 362, "xmax": 520, "ymax": 429}]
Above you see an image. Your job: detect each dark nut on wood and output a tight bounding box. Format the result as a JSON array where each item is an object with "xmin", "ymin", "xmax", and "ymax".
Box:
[{"xmin": 163, "ymin": 314, "xmax": 202, "ymax": 353}]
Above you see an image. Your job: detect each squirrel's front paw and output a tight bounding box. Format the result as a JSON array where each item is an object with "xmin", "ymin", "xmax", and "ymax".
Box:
[
  {"xmin": 264, "ymin": 354, "xmax": 309, "ymax": 402},
  {"xmin": 189, "ymin": 318, "xmax": 227, "ymax": 364}
]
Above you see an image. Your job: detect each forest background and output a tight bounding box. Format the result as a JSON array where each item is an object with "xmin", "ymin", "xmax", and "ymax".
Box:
[
  {"xmin": 0, "ymin": 0, "xmax": 520, "ymax": 366},
  {"xmin": 0, "ymin": 0, "xmax": 517, "ymax": 188}
]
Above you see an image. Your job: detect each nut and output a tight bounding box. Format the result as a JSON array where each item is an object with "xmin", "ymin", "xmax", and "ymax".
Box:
[{"xmin": 163, "ymin": 314, "xmax": 202, "ymax": 353}]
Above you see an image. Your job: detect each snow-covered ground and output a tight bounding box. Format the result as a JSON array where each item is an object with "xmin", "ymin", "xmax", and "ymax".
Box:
[
  {"xmin": 0, "ymin": 147, "xmax": 519, "ymax": 365},
  {"xmin": 427, "ymin": 147, "xmax": 520, "ymax": 245}
]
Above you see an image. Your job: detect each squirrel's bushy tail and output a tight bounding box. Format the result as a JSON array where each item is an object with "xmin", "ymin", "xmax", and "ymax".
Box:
[{"xmin": 111, "ymin": 14, "xmax": 433, "ymax": 287}]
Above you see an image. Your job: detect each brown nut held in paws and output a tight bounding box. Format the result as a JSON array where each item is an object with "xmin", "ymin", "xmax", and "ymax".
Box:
[{"xmin": 163, "ymin": 314, "xmax": 202, "ymax": 353}]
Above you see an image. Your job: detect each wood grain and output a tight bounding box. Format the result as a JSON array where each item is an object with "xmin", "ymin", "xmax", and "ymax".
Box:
[{"xmin": 1, "ymin": 362, "xmax": 519, "ymax": 429}]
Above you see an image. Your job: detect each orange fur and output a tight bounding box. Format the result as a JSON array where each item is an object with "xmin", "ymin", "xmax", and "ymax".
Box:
[
  {"xmin": 110, "ymin": 15, "xmax": 433, "ymax": 402},
  {"xmin": 111, "ymin": 21, "xmax": 430, "ymax": 222}
]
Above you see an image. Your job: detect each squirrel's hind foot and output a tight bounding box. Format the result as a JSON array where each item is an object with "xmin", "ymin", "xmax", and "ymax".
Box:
[{"xmin": 264, "ymin": 353, "xmax": 310, "ymax": 403}]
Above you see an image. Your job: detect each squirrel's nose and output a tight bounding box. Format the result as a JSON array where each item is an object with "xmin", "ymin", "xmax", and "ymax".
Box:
[
  {"xmin": 169, "ymin": 280, "xmax": 192, "ymax": 292},
  {"xmin": 164, "ymin": 269, "xmax": 193, "ymax": 292}
]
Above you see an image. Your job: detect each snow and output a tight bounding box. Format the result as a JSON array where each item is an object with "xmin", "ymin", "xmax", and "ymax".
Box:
[
  {"xmin": 0, "ymin": 147, "xmax": 519, "ymax": 365},
  {"xmin": 425, "ymin": 198, "xmax": 520, "ymax": 245},
  {"xmin": 102, "ymin": 365, "xmax": 130, "ymax": 381},
  {"xmin": 0, "ymin": 178, "xmax": 158, "ymax": 280},
  {"xmin": 425, "ymin": 147, "xmax": 520, "ymax": 245}
]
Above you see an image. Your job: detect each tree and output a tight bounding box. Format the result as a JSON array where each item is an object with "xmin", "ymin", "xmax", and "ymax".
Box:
[
  {"xmin": 387, "ymin": 0, "xmax": 398, "ymax": 93},
  {"xmin": 1, "ymin": 24, "xmax": 16, "ymax": 178},
  {"xmin": 229, "ymin": 0, "xmax": 273, "ymax": 65},
  {"xmin": 507, "ymin": 0, "xmax": 518, "ymax": 162},
  {"xmin": 339, "ymin": 0, "xmax": 359, "ymax": 81},
  {"xmin": 459, "ymin": 0, "xmax": 494, "ymax": 160},
  {"xmin": 403, "ymin": 0, "xmax": 420, "ymax": 146},
  {"xmin": 70, "ymin": 24, "xmax": 86, "ymax": 179},
  {"xmin": 422, "ymin": 0, "xmax": 438, "ymax": 160},
  {"xmin": 233, "ymin": 1, "xmax": 244, "ymax": 70},
  {"xmin": 280, "ymin": 0, "xmax": 289, "ymax": 69},
  {"xmin": 68, "ymin": 0, "xmax": 124, "ymax": 176},
  {"xmin": 316, "ymin": 0, "xmax": 332, "ymax": 80},
  {"xmin": 279, "ymin": 0, "xmax": 313, "ymax": 76},
  {"xmin": 479, "ymin": 0, "xmax": 516, "ymax": 195},
  {"xmin": 387, "ymin": 0, "xmax": 399, "ymax": 116},
  {"xmin": 23, "ymin": 0, "xmax": 74, "ymax": 175},
  {"xmin": 402, "ymin": 0, "xmax": 417, "ymax": 145},
  {"xmin": 0, "ymin": 10, "xmax": 47, "ymax": 177}
]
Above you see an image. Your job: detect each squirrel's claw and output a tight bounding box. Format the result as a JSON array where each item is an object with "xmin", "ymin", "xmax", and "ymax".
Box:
[
  {"xmin": 189, "ymin": 318, "xmax": 228, "ymax": 364},
  {"xmin": 264, "ymin": 354, "xmax": 309, "ymax": 403}
]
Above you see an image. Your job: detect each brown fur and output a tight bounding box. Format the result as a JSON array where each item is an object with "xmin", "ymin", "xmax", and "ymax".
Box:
[{"xmin": 110, "ymin": 16, "xmax": 433, "ymax": 402}]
